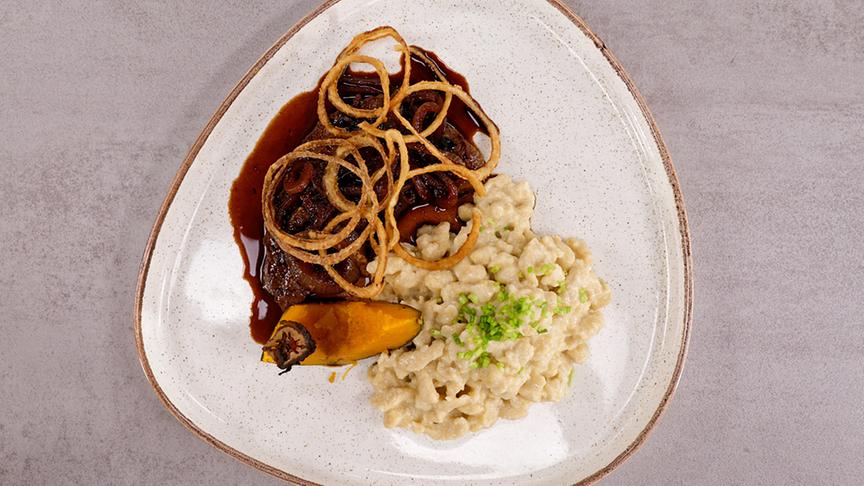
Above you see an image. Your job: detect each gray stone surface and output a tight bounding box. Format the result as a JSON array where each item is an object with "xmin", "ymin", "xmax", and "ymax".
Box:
[{"xmin": 1, "ymin": 1, "xmax": 862, "ymax": 484}]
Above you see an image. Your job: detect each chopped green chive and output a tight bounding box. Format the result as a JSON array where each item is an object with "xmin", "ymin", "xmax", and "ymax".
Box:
[
  {"xmin": 537, "ymin": 300, "xmax": 550, "ymax": 319},
  {"xmin": 488, "ymin": 264, "xmax": 501, "ymax": 274},
  {"xmin": 526, "ymin": 266, "xmax": 535, "ymax": 274},
  {"xmin": 579, "ymin": 288, "xmax": 589, "ymax": 304},
  {"xmin": 452, "ymin": 334, "xmax": 463, "ymax": 346},
  {"xmin": 553, "ymin": 305, "xmax": 572, "ymax": 315},
  {"xmin": 555, "ymin": 281, "xmax": 567, "ymax": 295},
  {"xmin": 429, "ymin": 329, "xmax": 443, "ymax": 338},
  {"xmin": 454, "ymin": 291, "xmax": 547, "ymax": 367},
  {"xmin": 536, "ymin": 263, "xmax": 556, "ymax": 275}
]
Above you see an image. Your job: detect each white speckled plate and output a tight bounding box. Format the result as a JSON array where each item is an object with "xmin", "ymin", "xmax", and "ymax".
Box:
[{"xmin": 135, "ymin": 1, "xmax": 692, "ymax": 484}]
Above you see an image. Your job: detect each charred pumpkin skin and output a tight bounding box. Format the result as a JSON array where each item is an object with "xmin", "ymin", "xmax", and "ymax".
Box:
[{"xmin": 261, "ymin": 302, "xmax": 421, "ymax": 366}]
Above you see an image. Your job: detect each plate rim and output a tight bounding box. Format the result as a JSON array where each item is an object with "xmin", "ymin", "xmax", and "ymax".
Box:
[{"xmin": 133, "ymin": 1, "xmax": 693, "ymax": 484}]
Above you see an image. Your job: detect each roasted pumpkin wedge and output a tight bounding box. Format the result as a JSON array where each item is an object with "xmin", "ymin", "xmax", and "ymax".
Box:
[{"xmin": 261, "ymin": 301, "xmax": 421, "ymax": 368}]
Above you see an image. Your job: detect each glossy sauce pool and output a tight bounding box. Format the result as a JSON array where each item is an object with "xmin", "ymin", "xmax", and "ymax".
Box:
[{"xmin": 228, "ymin": 49, "xmax": 481, "ymax": 344}]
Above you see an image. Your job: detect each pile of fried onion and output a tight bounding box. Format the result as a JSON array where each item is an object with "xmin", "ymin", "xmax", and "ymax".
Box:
[{"xmin": 261, "ymin": 27, "xmax": 500, "ymax": 298}]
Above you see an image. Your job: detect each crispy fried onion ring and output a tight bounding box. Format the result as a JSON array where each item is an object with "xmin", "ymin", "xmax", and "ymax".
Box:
[
  {"xmin": 262, "ymin": 27, "xmax": 501, "ymax": 297},
  {"xmin": 390, "ymin": 80, "xmax": 501, "ymax": 181}
]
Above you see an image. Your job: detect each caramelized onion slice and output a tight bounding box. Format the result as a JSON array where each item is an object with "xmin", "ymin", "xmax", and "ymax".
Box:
[
  {"xmin": 263, "ymin": 150, "xmax": 371, "ymax": 253},
  {"xmin": 261, "ymin": 27, "xmax": 499, "ymax": 297},
  {"xmin": 318, "ymin": 27, "xmax": 411, "ymax": 138},
  {"xmin": 322, "ymin": 218, "xmax": 390, "ymax": 299},
  {"xmin": 390, "ymin": 81, "xmax": 501, "ymax": 180},
  {"xmin": 318, "ymin": 54, "xmax": 391, "ymax": 138},
  {"xmin": 359, "ymin": 47, "xmax": 454, "ymax": 142},
  {"xmin": 387, "ymin": 163, "xmax": 485, "ymax": 270}
]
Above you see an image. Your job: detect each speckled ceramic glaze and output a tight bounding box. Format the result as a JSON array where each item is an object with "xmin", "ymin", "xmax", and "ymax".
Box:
[{"xmin": 135, "ymin": 1, "xmax": 692, "ymax": 484}]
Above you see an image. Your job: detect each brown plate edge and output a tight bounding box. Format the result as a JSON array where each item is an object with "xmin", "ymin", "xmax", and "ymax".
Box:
[
  {"xmin": 132, "ymin": 1, "xmax": 338, "ymax": 485},
  {"xmin": 132, "ymin": 1, "xmax": 693, "ymax": 485},
  {"xmin": 545, "ymin": 2, "xmax": 693, "ymax": 485}
]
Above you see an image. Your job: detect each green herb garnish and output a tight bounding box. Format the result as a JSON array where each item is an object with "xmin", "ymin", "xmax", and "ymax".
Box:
[
  {"xmin": 474, "ymin": 352, "xmax": 492, "ymax": 368},
  {"xmin": 454, "ymin": 291, "xmax": 544, "ymax": 367},
  {"xmin": 553, "ymin": 305, "xmax": 572, "ymax": 315},
  {"xmin": 556, "ymin": 281, "xmax": 567, "ymax": 295},
  {"xmin": 579, "ymin": 288, "xmax": 589, "ymax": 304},
  {"xmin": 535, "ymin": 263, "xmax": 556, "ymax": 275},
  {"xmin": 497, "ymin": 287, "xmax": 508, "ymax": 301},
  {"xmin": 489, "ymin": 264, "xmax": 501, "ymax": 274},
  {"xmin": 537, "ymin": 300, "xmax": 550, "ymax": 319}
]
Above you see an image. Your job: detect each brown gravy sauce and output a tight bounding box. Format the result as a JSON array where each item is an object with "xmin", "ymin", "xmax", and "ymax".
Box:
[{"xmin": 228, "ymin": 49, "xmax": 481, "ymax": 344}]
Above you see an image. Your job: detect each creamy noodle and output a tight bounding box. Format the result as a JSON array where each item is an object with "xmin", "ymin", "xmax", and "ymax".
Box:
[{"xmin": 367, "ymin": 175, "xmax": 610, "ymax": 439}]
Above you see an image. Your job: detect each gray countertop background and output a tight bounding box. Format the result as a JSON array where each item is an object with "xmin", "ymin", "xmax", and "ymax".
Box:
[{"xmin": 2, "ymin": 1, "xmax": 862, "ymax": 484}]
